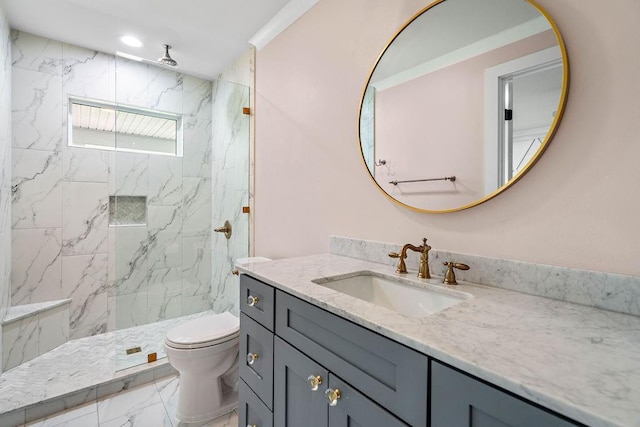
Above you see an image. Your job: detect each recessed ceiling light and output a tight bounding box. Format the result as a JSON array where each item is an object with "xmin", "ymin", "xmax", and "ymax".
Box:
[{"xmin": 120, "ymin": 35, "xmax": 143, "ymax": 48}]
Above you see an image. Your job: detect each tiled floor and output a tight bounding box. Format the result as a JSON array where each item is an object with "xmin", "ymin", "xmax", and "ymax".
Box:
[{"xmin": 23, "ymin": 375, "xmax": 238, "ymax": 427}]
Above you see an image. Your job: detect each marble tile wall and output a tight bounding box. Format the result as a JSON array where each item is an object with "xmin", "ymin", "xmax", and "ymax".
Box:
[
  {"xmin": 10, "ymin": 31, "xmax": 214, "ymax": 344},
  {"xmin": 329, "ymin": 235, "xmax": 640, "ymax": 317},
  {"xmin": 0, "ymin": 5, "xmax": 12, "ymax": 373}
]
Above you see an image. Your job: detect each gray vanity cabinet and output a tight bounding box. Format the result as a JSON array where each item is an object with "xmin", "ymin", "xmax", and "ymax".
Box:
[
  {"xmin": 274, "ymin": 336, "xmax": 407, "ymax": 427},
  {"xmin": 431, "ymin": 362, "xmax": 580, "ymax": 427}
]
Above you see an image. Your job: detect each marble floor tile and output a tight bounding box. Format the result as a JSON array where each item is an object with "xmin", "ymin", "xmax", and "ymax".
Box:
[
  {"xmin": 21, "ymin": 374, "xmax": 238, "ymax": 427},
  {"xmin": 99, "ymin": 401, "xmax": 172, "ymax": 427},
  {"xmin": 97, "ymin": 382, "xmax": 161, "ymax": 424},
  {"xmin": 25, "ymin": 401, "xmax": 97, "ymax": 427},
  {"xmin": 198, "ymin": 411, "xmax": 239, "ymax": 427}
]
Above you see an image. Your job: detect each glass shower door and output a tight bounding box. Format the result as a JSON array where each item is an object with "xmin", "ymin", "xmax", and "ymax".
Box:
[
  {"xmin": 211, "ymin": 79, "xmax": 251, "ymax": 317},
  {"xmin": 111, "ymin": 52, "xmax": 251, "ymax": 371}
]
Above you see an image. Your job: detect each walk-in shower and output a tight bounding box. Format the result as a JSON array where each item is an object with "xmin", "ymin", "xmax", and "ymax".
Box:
[{"xmin": 5, "ymin": 30, "xmax": 250, "ymax": 376}]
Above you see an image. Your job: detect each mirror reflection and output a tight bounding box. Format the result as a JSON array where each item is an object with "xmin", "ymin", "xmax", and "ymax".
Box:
[{"xmin": 360, "ymin": 0, "xmax": 567, "ymax": 212}]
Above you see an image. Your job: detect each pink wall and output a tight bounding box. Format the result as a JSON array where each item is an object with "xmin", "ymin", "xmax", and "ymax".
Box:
[
  {"xmin": 254, "ymin": 0, "xmax": 640, "ymax": 277},
  {"xmin": 375, "ymin": 31, "xmax": 557, "ymax": 211}
]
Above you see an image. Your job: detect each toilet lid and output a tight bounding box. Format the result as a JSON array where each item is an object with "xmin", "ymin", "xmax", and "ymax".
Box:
[{"xmin": 165, "ymin": 312, "xmax": 239, "ymax": 349}]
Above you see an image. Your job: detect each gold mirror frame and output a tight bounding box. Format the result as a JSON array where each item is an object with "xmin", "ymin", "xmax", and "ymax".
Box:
[{"xmin": 359, "ymin": 0, "xmax": 569, "ymax": 213}]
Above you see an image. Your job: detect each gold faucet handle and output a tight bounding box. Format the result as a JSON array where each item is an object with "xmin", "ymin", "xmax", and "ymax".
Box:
[
  {"xmin": 388, "ymin": 252, "xmax": 406, "ymax": 259},
  {"xmin": 443, "ymin": 262, "xmax": 470, "ymax": 285}
]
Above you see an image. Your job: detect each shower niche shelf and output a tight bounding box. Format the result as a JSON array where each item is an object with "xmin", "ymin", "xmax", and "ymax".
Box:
[{"xmin": 109, "ymin": 196, "xmax": 147, "ymax": 226}]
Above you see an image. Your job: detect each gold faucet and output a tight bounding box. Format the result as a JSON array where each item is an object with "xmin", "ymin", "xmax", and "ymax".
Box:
[{"xmin": 389, "ymin": 238, "xmax": 431, "ymax": 278}]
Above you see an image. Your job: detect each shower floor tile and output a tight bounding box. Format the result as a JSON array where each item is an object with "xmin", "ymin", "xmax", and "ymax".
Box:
[{"xmin": 0, "ymin": 311, "xmax": 216, "ymax": 424}]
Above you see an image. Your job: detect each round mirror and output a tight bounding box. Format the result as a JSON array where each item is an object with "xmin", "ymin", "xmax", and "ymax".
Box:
[{"xmin": 359, "ymin": 0, "xmax": 568, "ymax": 213}]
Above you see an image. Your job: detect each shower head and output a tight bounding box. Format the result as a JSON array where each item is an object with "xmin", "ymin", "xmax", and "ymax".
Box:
[{"xmin": 158, "ymin": 44, "xmax": 178, "ymax": 67}]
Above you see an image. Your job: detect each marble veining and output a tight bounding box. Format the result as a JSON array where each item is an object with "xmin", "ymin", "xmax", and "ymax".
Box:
[
  {"xmin": 238, "ymin": 254, "xmax": 640, "ymax": 427},
  {"xmin": 62, "ymin": 44, "xmax": 114, "ymax": 103},
  {"xmin": 62, "ymin": 145, "xmax": 109, "ymax": 183},
  {"xmin": 10, "ymin": 31, "xmax": 63, "ymax": 76},
  {"xmin": 330, "ymin": 235, "xmax": 640, "ymax": 317},
  {"xmin": 11, "ymin": 228, "xmax": 62, "ymax": 305},
  {"xmin": 61, "ymin": 182, "xmax": 108, "ymax": 256},
  {"xmin": 108, "ymin": 152, "xmax": 148, "ymax": 197},
  {"xmin": 11, "ymin": 149, "xmax": 62, "ymax": 229},
  {"xmin": 147, "ymin": 156, "xmax": 182, "ymax": 207},
  {"xmin": 182, "ymin": 177, "xmax": 211, "ymax": 237},
  {"xmin": 61, "ymin": 254, "xmax": 108, "ymax": 339},
  {"xmin": 11, "ymin": 67, "xmax": 63, "ymax": 151}
]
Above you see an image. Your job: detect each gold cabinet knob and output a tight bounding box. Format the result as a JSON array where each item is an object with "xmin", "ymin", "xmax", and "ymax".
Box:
[
  {"xmin": 247, "ymin": 295, "xmax": 259, "ymax": 306},
  {"xmin": 246, "ymin": 353, "xmax": 259, "ymax": 365},
  {"xmin": 307, "ymin": 374, "xmax": 323, "ymax": 391},
  {"xmin": 232, "ymin": 270, "xmax": 239, "ymax": 275},
  {"xmin": 325, "ymin": 388, "xmax": 341, "ymax": 406}
]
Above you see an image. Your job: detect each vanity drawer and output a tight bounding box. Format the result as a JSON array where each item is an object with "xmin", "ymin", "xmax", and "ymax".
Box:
[
  {"xmin": 240, "ymin": 312, "xmax": 274, "ymax": 409},
  {"xmin": 239, "ymin": 378, "xmax": 273, "ymax": 427},
  {"xmin": 275, "ymin": 290, "xmax": 428, "ymax": 427},
  {"xmin": 240, "ymin": 274, "xmax": 275, "ymax": 331}
]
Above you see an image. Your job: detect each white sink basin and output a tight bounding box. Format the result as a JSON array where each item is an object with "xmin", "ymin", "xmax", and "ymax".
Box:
[{"xmin": 313, "ymin": 273, "xmax": 469, "ymax": 317}]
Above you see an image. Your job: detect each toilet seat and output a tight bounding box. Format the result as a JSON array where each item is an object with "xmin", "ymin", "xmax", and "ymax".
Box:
[{"xmin": 165, "ymin": 312, "xmax": 239, "ymax": 350}]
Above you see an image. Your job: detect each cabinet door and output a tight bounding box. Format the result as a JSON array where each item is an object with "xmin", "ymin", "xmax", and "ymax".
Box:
[
  {"xmin": 274, "ymin": 336, "xmax": 329, "ymax": 427},
  {"xmin": 431, "ymin": 362, "xmax": 580, "ymax": 427},
  {"xmin": 327, "ymin": 374, "xmax": 408, "ymax": 427},
  {"xmin": 238, "ymin": 379, "xmax": 273, "ymax": 427}
]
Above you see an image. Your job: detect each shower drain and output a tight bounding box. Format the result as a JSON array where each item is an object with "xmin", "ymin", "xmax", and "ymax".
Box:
[{"xmin": 125, "ymin": 346, "xmax": 142, "ymax": 355}]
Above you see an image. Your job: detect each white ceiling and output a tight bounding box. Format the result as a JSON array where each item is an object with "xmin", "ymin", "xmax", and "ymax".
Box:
[{"xmin": 0, "ymin": 0, "xmax": 299, "ymax": 79}]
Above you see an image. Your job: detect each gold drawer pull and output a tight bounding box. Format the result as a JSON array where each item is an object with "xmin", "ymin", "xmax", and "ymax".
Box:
[
  {"xmin": 247, "ymin": 295, "xmax": 259, "ymax": 306},
  {"xmin": 307, "ymin": 375, "xmax": 323, "ymax": 391},
  {"xmin": 325, "ymin": 388, "xmax": 341, "ymax": 406}
]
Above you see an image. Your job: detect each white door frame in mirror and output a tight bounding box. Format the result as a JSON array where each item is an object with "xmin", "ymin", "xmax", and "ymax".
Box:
[{"xmin": 484, "ymin": 46, "xmax": 562, "ymax": 194}]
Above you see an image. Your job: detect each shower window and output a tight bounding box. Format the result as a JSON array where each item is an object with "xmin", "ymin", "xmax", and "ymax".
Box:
[{"xmin": 68, "ymin": 97, "xmax": 183, "ymax": 156}]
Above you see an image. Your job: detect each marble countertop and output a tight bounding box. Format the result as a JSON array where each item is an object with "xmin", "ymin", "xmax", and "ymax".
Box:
[{"xmin": 238, "ymin": 254, "xmax": 640, "ymax": 427}]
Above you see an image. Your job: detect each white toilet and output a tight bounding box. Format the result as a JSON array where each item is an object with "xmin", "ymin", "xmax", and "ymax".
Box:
[{"xmin": 164, "ymin": 312, "xmax": 240, "ymax": 423}]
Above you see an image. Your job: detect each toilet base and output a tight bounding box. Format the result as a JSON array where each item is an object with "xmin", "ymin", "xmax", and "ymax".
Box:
[{"xmin": 175, "ymin": 388, "xmax": 238, "ymax": 424}]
